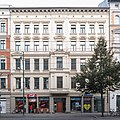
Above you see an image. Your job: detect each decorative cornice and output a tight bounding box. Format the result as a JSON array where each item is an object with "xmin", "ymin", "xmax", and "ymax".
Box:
[
  {"xmin": 32, "ymin": 36, "xmax": 40, "ymax": 40},
  {"xmin": 79, "ymin": 36, "xmax": 87, "ymax": 40},
  {"xmin": 14, "ymin": 36, "xmax": 22, "ymax": 40},
  {"xmin": 23, "ymin": 36, "xmax": 31, "ymax": 40},
  {"xmin": 10, "ymin": 8, "xmax": 109, "ymax": 14},
  {"xmin": 69, "ymin": 36, "xmax": 77, "ymax": 40},
  {"xmin": 88, "ymin": 36, "xmax": 96, "ymax": 40},
  {"xmin": 54, "ymin": 35, "xmax": 65, "ymax": 40}
]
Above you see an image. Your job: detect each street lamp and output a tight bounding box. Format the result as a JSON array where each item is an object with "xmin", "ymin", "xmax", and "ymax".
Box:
[{"xmin": 20, "ymin": 51, "xmax": 25, "ymax": 115}]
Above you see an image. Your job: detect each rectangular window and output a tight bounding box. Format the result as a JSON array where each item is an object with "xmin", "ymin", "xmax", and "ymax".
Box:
[
  {"xmin": 43, "ymin": 59, "xmax": 48, "ymax": 70},
  {"xmin": 71, "ymin": 25, "xmax": 76, "ymax": 33},
  {"xmin": 1, "ymin": 78, "xmax": 6, "ymax": 89},
  {"xmin": 80, "ymin": 41, "xmax": 86, "ymax": 51},
  {"xmin": 25, "ymin": 41, "xmax": 30, "ymax": 51},
  {"xmin": 80, "ymin": 59, "xmax": 86, "ymax": 71},
  {"xmin": 89, "ymin": 25, "xmax": 95, "ymax": 33},
  {"xmin": 71, "ymin": 58, "xmax": 76, "ymax": 70},
  {"xmin": 71, "ymin": 41, "xmax": 76, "ymax": 51},
  {"xmin": 34, "ymin": 41, "xmax": 39, "ymax": 51},
  {"xmin": 1, "ymin": 23, "xmax": 5, "ymax": 33},
  {"xmin": 25, "ymin": 59, "xmax": 30, "ymax": 70},
  {"xmin": 56, "ymin": 24, "xmax": 63, "ymax": 34},
  {"xmin": 34, "ymin": 59, "xmax": 39, "ymax": 70},
  {"xmin": 0, "ymin": 59, "xmax": 5, "ymax": 70},
  {"xmin": 16, "ymin": 58, "xmax": 21, "ymax": 70},
  {"xmin": 115, "ymin": 33, "xmax": 120, "ymax": 42},
  {"xmin": 0, "ymin": 40, "xmax": 5, "ymax": 50},
  {"xmin": 57, "ymin": 77, "xmax": 63, "ymax": 88},
  {"xmin": 24, "ymin": 25, "xmax": 30, "ymax": 34},
  {"xmin": 71, "ymin": 77, "xmax": 76, "ymax": 89},
  {"xmin": 43, "ymin": 41, "xmax": 48, "ymax": 51},
  {"xmin": 89, "ymin": 41, "xmax": 95, "ymax": 51},
  {"xmin": 34, "ymin": 77, "xmax": 39, "ymax": 89},
  {"xmin": 15, "ymin": 25, "xmax": 20, "ymax": 34},
  {"xmin": 56, "ymin": 41, "xmax": 63, "ymax": 51},
  {"xmin": 25, "ymin": 77, "xmax": 30, "ymax": 89},
  {"xmin": 43, "ymin": 25, "xmax": 48, "ymax": 34},
  {"xmin": 43, "ymin": 77, "xmax": 48, "ymax": 89},
  {"xmin": 57, "ymin": 57, "xmax": 63, "ymax": 69},
  {"xmin": 80, "ymin": 25, "xmax": 85, "ymax": 33},
  {"xmin": 34, "ymin": 25, "xmax": 39, "ymax": 34},
  {"xmin": 15, "ymin": 41, "xmax": 20, "ymax": 51},
  {"xmin": 16, "ymin": 78, "xmax": 21, "ymax": 89},
  {"xmin": 99, "ymin": 25, "xmax": 104, "ymax": 33}
]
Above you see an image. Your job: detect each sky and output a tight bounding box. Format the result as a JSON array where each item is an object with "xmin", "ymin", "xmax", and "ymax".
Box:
[{"xmin": 0, "ymin": 0, "xmax": 104, "ymax": 7}]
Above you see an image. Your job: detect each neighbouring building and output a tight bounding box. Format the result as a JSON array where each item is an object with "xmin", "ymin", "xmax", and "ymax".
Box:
[
  {"xmin": 9, "ymin": 7, "xmax": 110, "ymax": 113},
  {"xmin": 99, "ymin": 0, "xmax": 120, "ymax": 112},
  {"xmin": 0, "ymin": 5, "xmax": 11, "ymax": 113}
]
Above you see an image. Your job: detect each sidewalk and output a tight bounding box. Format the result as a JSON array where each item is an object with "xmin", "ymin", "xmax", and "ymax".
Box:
[{"xmin": 0, "ymin": 112, "xmax": 111, "ymax": 118}]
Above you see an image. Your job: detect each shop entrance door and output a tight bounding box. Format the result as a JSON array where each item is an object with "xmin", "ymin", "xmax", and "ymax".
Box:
[{"xmin": 57, "ymin": 101, "xmax": 63, "ymax": 112}]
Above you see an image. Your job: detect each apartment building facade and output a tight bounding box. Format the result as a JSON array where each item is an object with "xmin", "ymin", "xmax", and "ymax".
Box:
[
  {"xmin": 9, "ymin": 7, "xmax": 110, "ymax": 113},
  {"xmin": 0, "ymin": 6, "xmax": 11, "ymax": 113},
  {"xmin": 109, "ymin": 0, "xmax": 120, "ymax": 112}
]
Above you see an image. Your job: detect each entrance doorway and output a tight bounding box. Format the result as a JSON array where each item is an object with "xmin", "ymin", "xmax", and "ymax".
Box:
[
  {"xmin": 54, "ymin": 98, "xmax": 66, "ymax": 113},
  {"xmin": 28, "ymin": 98, "xmax": 37, "ymax": 113}
]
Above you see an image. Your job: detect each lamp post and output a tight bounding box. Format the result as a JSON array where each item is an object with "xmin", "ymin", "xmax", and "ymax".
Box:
[{"xmin": 20, "ymin": 51, "xmax": 25, "ymax": 115}]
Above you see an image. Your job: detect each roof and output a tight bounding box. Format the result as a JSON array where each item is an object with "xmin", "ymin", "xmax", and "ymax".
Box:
[{"xmin": 108, "ymin": 0, "xmax": 120, "ymax": 2}]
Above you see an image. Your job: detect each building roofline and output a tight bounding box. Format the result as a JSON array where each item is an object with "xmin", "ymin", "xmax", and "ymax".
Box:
[{"xmin": 9, "ymin": 7, "xmax": 110, "ymax": 9}]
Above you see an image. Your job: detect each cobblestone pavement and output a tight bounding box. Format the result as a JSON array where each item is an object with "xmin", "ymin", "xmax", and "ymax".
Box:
[{"xmin": 0, "ymin": 113, "xmax": 120, "ymax": 120}]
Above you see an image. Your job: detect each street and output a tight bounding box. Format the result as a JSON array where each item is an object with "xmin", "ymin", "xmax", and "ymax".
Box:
[{"xmin": 0, "ymin": 113, "xmax": 120, "ymax": 120}]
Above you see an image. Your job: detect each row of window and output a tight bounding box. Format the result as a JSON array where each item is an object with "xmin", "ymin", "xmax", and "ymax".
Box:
[
  {"xmin": 14, "ymin": 77, "xmax": 76, "ymax": 90},
  {"xmin": 0, "ymin": 58, "xmax": 86, "ymax": 70},
  {"xmin": 15, "ymin": 58, "xmax": 85, "ymax": 70},
  {"xmin": 15, "ymin": 24, "xmax": 105, "ymax": 34},
  {"xmin": 14, "ymin": 41, "xmax": 95, "ymax": 52}
]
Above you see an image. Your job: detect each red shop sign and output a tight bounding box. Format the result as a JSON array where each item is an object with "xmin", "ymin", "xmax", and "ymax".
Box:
[{"xmin": 27, "ymin": 94, "xmax": 37, "ymax": 97}]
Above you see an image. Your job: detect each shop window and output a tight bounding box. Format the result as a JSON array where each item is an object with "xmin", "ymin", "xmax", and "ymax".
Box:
[
  {"xmin": 70, "ymin": 97, "xmax": 81, "ymax": 111},
  {"xmin": 39, "ymin": 97, "xmax": 49, "ymax": 113},
  {"xmin": 15, "ymin": 97, "xmax": 26, "ymax": 113}
]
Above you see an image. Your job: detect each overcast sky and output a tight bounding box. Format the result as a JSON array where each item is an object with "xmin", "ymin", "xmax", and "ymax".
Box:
[{"xmin": 0, "ymin": 0, "xmax": 104, "ymax": 7}]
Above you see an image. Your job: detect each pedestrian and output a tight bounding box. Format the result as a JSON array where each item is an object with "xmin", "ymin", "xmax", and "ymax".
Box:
[{"xmin": 30, "ymin": 105, "xmax": 32, "ymax": 113}]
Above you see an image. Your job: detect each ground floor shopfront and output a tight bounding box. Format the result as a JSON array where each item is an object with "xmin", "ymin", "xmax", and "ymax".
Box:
[
  {"xmin": 110, "ymin": 91, "xmax": 120, "ymax": 112},
  {"xmin": 11, "ymin": 93, "xmax": 109, "ymax": 113},
  {"xmin": 0, "ymin": 95, "xmax": 10, "ymax": 113}
]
